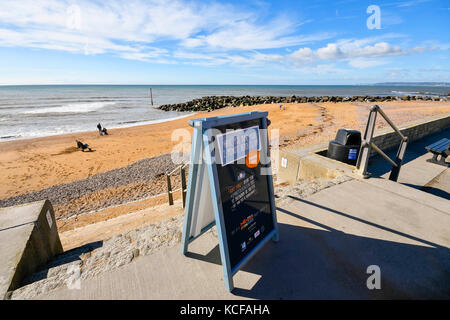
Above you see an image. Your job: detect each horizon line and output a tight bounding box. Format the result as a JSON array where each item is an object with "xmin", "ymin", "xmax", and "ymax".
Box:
[{"xmin": 1, "ymin": 82, "xmax": 449, "ymax": 87}]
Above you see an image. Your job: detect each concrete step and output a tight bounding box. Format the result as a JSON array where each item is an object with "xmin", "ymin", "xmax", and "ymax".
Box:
[{"xmin": 60, "ymin": 199, "xmax": 184, "ymax": 251}]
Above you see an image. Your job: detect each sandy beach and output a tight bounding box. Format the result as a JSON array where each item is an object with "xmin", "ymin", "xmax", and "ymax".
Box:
[{"xmin": 1, "ymin": 100, "xmax": 450, "ymax": 233}]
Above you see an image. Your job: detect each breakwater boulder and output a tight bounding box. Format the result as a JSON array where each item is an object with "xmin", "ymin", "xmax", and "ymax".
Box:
[{"xmin": 158, "ymin": 95, "xmax": 448, "ymax": 112}]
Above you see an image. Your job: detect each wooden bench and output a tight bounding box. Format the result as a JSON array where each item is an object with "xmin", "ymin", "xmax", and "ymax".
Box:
[{"xmin": 425, "ymin": 138, "xmax": 450, "ymax": 166}]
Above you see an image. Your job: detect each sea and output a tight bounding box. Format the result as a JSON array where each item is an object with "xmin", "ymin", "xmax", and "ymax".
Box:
[{"xmin": 0, "ymin": 85, "xmax": 448, "ymax": 141}]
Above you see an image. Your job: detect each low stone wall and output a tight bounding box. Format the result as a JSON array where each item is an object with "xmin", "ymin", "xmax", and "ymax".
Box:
[{"xmin": 372, "ymin": 113, "xmax": 450, "ymax": 153}]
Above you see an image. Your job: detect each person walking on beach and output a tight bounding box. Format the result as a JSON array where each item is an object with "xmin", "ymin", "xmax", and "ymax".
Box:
[{"xmin": 97, "ymin": 123, "xmax": 103, "ymax": 136}]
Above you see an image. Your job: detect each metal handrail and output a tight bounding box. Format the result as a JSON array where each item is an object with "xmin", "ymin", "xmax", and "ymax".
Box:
[
  {"xmin": 376, "ymin": 107, "xmax": 406, "ymax": 140},
  {"xmin": 370, "ymin": 142, "xmax": 397, "ymax": 167},
  {"xmin": 355, "ymin": 105, "xmax": 408, "ymax": 182},
  {"xmin": 166, "ymin": 162, "xmax": 190, "ymax": 207},
  {"xmin": 168, "ymin": 164, "xmax": 183, "ymax": 176}
]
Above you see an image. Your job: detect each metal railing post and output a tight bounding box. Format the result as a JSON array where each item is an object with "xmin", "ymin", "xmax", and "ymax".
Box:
[
  {"xmin": 356, "ymin": 106, "xmax": 378, "ymax": 178},
  {"xmin": 166, "ymin": 173, "xmax": 174, "ymax": 206},
  {"xmin": 356, "ymin": 105, "xmax": 408, "ymax": 182},
  {"xmin": 180, "ymin": 165, "xmax": 187, "ymax": 208},
  {"xmin": 389, "ymin": 138, "xmax": 408, "ymax": 182},
  {"xmin": 166, "ymin": 163, "xmax": 190, "ymax": 207}
]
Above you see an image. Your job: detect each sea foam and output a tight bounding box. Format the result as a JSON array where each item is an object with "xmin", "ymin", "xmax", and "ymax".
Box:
[{"xmin": 23, "ymin": 101, "xmax": 116, "ymax": 114}]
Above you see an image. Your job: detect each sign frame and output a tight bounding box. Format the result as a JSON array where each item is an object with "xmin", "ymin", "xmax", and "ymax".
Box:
[{"xmin": 181, "ymin": 111, "xmax": 279, "ymax": 291}]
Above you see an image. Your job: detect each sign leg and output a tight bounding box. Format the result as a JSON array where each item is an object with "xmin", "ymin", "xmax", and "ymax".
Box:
[
  {"xmin": 261, "ymin": 116, "xmax": 279, "ymax": 244},
  {"xmin": 181, "ymin": 127, "xmax": 202, "ymax": 255},
  {"xmin": 272, "ymin": 232, "xmax": 279, "ymax": 242},
  {"xmin": 224, "ymin": 272, "xmax": 234, "ymax": 292}
]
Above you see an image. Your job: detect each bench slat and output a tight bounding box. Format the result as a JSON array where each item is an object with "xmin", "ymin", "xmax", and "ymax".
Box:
[
  {"xmin": 426, "ymin": 138, "xmax": 449, "ymax": 153},
  {"xmin": 426, "ymin": 146, "xmax": 448, "ymax": 153},
  {"xmin": 427, "ymin": 138, "xmax": 448, "ymax": 148},
  {"xmin": 434, "ymin": 140, "xmax": 450, "ymax": 151},
  {"xmin": 432, "ymin": 141, "xmax": 449, "ymax": 151}
]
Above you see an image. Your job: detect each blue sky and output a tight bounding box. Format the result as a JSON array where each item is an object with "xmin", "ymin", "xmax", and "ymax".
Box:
[{"xmin": 0, "ymin": 0, "xmax": 448, "ymax": 85}]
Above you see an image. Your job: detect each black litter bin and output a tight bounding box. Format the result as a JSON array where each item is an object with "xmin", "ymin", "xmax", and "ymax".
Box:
[{"xmin": 327, "ymin": 129, "xmax": 361, "ymax": 165}]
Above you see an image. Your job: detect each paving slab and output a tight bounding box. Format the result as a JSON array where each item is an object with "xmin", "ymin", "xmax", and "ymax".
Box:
[
  {"xmin": 423, "ymin": 168, "xmax": 450, "ymax": 199},
  {"xmin": 363, "ymin": 177, "xmax": 449, "ymax": 215},
  {"xmin": 370, "ymin": 127, "xmax": 449, "ymax": 195},
  {"xmin": 32, "ymin": 178, "xmax": 450, "ymax": 300}
]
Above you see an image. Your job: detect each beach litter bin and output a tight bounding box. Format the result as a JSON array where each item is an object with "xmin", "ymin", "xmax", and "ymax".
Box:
[{"xmin": 327, "ymin": 129, "xmax": 361, "ymax": 165}]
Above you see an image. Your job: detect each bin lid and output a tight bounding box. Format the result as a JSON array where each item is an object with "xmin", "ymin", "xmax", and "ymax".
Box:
[{"xmin": 335, "ymin": 129, "xmax": 361, "ymax": 146}]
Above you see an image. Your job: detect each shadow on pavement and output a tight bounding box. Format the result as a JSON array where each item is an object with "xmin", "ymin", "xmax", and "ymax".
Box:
[{"xmin": 188, "ymin": 200, "xmax": 450, "ymax": 299}]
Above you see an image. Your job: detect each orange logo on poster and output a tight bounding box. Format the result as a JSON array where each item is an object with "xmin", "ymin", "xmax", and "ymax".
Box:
[{"xmin": 245, "ymin": 150, "xmax": 260, "ymax": 168}]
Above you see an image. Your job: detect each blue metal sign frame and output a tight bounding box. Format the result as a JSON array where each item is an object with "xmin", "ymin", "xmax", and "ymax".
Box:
[{"xmin": 181, "ymin": 111, "xmax": 279, "ymax": 291}]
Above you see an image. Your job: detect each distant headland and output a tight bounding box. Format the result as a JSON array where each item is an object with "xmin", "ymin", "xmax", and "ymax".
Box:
[{"xmin": 371, "ymin": 82, "xmax": 450, "ymax": 87}]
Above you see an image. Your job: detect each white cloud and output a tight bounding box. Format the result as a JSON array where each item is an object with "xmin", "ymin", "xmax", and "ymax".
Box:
[
  {"xmin": 288, "ymin": 37, "xmax": 428, "ymax": 68},
  {"xmin": 0, "ymin": 0, "xmax": 325, "ymax": 63},
  {"xmin": 173, "ymin": 50, "xmax": 284, "ymax": 67},
  {"xmin": 289, "ymin": 47, "xmax": 315, "ymax": 62},
  {"xmin": 0, "ymin": 0, "xmax": 227, "ymax": 42},
  {"xmin": 174, "ymin": 51, "xmax": 230, "ymax": 66},
  {"xmin": 348, "ymin": 42, "xmax": 403, "ymax": 58},
  {"xmin": 348, "ymin": 58, "xmax": 389, "ymax": 69},
  {"xmin": 289, "ymin": 63, "xmax": 348, "ymax": 76},
  {"xmin": 182, "ymin": 20, "xmax": 333, "ymax": 51},
  {"xmin": 0, "ymin": 0, "xmax": 435, "ymax": 72},
  {"xmin": 317, "ymin": 43, "xmax": 343, "ymax": 60},
  {"xmin": 418, "ymin": 66, "xmax": 450, "ymax": 73},
  {"xmin": 395, "ymin": 0, "xmax": 432, "ymax": 7}
]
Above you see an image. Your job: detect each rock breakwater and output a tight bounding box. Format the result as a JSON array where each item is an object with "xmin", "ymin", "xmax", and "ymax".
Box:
[{"xmin": 158, "ymin": 95, "xmax": 448, "ymax": 112}]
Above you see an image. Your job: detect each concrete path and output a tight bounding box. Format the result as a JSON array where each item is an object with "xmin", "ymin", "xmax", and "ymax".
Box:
[
  {"xmin": 424, "ymin": 168, "xmax": 450, "ymax": 199},
  {"xmin": 370, "ymin": 127, "xmax": 449, "ymax": 198},
  {"xmin": 34, "ymin": 177, "xmax": 450, "ymax": 300}
]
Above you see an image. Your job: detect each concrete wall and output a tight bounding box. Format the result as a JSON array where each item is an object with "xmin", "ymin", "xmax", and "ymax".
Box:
[
  {"xmin": 277, "ymin": 113, "xmax": 450, "ymax": 184},
  {"xmin": 371, "ymin": 113, "xmax": 450, "ymax": 154},
  {"xmin": 277, "ymin": 150, "xmax": 302, "ymax": 184},
  {"xmin": 0, "ymin": 200, "xmax": 63, "ymax": 299}
]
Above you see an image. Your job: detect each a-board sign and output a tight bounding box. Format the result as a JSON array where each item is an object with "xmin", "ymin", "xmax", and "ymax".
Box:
[{"xmin": 181, "ymin": 111, "xmax": 279, "ymax": 291}]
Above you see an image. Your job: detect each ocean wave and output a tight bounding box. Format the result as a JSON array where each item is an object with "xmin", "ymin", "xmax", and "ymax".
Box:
[
  {"xmin": 391, "ymin": 90, "xmax": 440, "ymax": 96},
  {"xmin": 0, "ymin": 99, "xmax": 132, "ymax": 109},
  {"xmin": 0, "ymin": 113, "xmax": 196, "ymax": 142},
  {"xmin": 22, "ymin": 102, "xmax": 116, "ymax": 114},
  {"xmin": 391, "ymin": 90, "xmax": 420, "ymax": 94},
  {"xmin": 115, "ymin": 113, "xmax": 196, "ymax": 127}
]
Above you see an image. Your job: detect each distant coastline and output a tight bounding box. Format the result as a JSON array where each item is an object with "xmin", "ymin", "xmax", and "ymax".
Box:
[{"xmin": 371, "ymin": 82, "xmax": 450, "ymax": 87}]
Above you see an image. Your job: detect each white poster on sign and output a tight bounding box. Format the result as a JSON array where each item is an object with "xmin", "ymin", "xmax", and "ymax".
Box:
[{"xmin": 216, "ymin": 125, "xmax": 261, "ymax": 166}]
